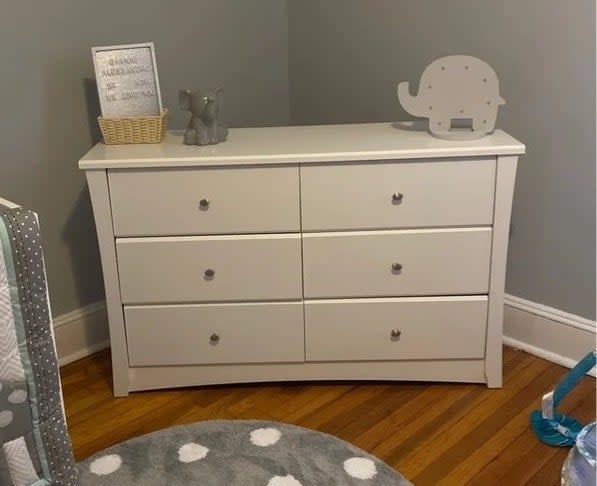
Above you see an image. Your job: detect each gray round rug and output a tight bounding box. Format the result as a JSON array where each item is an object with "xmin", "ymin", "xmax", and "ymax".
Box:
[{"xmin": 79, "ymin": 420, "xmax": 412, "ymax": 485}]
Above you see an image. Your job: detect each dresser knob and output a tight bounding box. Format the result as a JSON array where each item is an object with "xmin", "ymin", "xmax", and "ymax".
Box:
[
  {"xmin": 391, "ymin": 329, "xmax": 402, "ymax": 339},
  {"xmin": 391, "ymin": 262, "xmax": 403, "ymax": 273},
  {"xmin": 199, "ymin": 198, "xmax": 210, "ymax": 210},
  {"xmin": 204, "ymin": 269, "xmax": 215, "ymax": 279},
  {"xmin": 392, "ymin": 192, "xmax": 404, "ymax": 204},
  {"xmin": 210, "ymin": 333, "xmax": 220, "ymax": 343}
]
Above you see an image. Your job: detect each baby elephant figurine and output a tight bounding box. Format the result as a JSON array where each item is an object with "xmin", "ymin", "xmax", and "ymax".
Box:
[{"xmin": 179, "ymin": 88, "xmax": 228, "ymax": 145}]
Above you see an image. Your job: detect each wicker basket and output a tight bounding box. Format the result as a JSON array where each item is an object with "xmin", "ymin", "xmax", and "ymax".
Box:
[{"xmin": 98, "ymin": 109, "xmax": 168, "ymax": 144}]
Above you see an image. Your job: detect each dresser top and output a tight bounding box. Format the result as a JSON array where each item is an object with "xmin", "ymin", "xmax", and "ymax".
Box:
[{"xmin": 79, "ymin": 122, "xmax": 525, "ymax": 169}]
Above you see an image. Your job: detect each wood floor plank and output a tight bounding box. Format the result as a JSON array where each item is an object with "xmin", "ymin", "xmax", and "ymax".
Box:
[
  {"xmin": 377, "ymin": 385, "xmax": 483, "ymax": 464},
  {"xmin": 267, "ymin": 384, "xmax": 354, "ymax": 421},
  {"xmin": 351, "ymin": 382, "xmax": 474, "ymax": 455},
  {"xmin": 60, "ymin": 347, "xmax": 596, "ymax": 486},
  {"xmin": 442, "ymin": 372, "xmax": 596, "ymax": 485},
  {"xmin": 383, "ymin": 351, "xmax": 541, "ymax": 474},
  {"xmin": 298, "ymin": 385, "xmax": 387, "ymax": 432},
  {"xmin": 411, "ymin": 358, "xmax": 562, "ymax": 484},
  {"xmin": 525, "ymin": 452, "xmax": 566, "ymax": 486},
  {"xmin": 465, "ymin": 425, "xmax": 540, "ymax": 486},
  {"xmin": 70, "ymin": 391, "xmax": 191, "ymax": 459},
  {"xmin": 468, "ymin": 376, "xmax": 596, "ymax": 485},
  {"xmin": 335, "ymin": 384, "xmax": 427, "ymax": 442},
  {"xmin": 496, "ymin": 385, "xmax": 597, "ymax": 486}
]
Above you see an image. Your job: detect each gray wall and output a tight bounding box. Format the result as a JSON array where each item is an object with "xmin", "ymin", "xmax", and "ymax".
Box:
[
  {"xmin": 289, "ymin": 0, "xmax": 596, "ymax": 319},
  {"xmin": 0, "ymin": 0, "xmax": 290, "ymax": 316},
  {"xmin": 2, "ymin": 0, "xmax": 594, "ymax": 321}
]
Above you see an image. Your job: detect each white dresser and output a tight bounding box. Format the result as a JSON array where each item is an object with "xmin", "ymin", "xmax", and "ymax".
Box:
[{"xmin": 80, "ymin": 123, "xmax": 524, "ymax": 396}]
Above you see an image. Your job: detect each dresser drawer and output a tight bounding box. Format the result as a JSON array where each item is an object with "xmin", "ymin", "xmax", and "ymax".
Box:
[
  {"xmin": 305, "ymin": 297, "xmax": 487, "ymax": 361},
  {"xmin": 116, "ymin": 234, "xmax": 302, "ymax": 304},
  {"xmin": 301, "ymin": 158, "xmax": 495, "ymax": 231},
  {"xmin": 125, "ymin": 302, "xmax": 304, "ymax": 366},
  {"xmin": 109, "ymin": 166, "xmax": 300, "ymax": 236},
  {"xmin": 303, "ymin": 228, "xmax": 491, "ymax": 298}
]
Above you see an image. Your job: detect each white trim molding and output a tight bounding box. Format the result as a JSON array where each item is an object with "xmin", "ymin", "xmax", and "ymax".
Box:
[
  {"xmin": 53, "ymin": 300, "xmax": 108, "ymax": 329},
  {"xmin": 53, "ymin": 301, "xmax": 110, "ymax": 366},
  {"xmin": 502, "ymin": 337, "xmax": 596, "ymax": 377},
  {"xmin": 504, "ymin": 294, "xmax": 596, "ymax": 377},
  {"xmin": 504, "ymin": 294, "xmax": 596, "ymax": 333}
]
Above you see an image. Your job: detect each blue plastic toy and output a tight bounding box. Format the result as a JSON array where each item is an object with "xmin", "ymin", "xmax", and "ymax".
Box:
[{"xmin": 530, "ymin": 350, "xmax": 596, "ymax": 446}]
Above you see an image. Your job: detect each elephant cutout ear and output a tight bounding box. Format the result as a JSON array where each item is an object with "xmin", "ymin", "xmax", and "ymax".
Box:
[{"xmin": 179, "ymin": 89, "xmax": 193, "ymax": 111}]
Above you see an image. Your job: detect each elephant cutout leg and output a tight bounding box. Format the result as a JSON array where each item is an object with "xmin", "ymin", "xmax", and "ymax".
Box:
[
  {"xmin": 473, "ymin": 116, "xmax": 493, "ymax": 133},
  {"xmin": 476, "ymin": 108, "xmax": 499, "ymax": 133},
  {"xmin": 429, "ymin": 117, "xmax": 451, "ymax": 134}
]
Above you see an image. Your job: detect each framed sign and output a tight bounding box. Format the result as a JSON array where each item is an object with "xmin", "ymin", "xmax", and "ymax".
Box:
[{"xmin": 92, "ymin": 42, "xmax": 163, "ymax": 117}]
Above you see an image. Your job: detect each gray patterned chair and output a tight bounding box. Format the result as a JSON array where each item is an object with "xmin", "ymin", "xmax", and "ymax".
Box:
[{"xmin": 0, "ymin": 198, "xmax": 79, "ymax": 486}]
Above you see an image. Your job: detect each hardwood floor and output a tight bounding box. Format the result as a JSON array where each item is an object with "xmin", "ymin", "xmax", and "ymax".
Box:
[{"xmin": 60, "ymin": 346, "xmax": 595, "ymax": 485}]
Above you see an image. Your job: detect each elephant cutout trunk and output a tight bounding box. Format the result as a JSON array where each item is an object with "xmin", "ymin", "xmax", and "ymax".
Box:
[{"xmin": 397, "ymin": 82, "xmax": 424, "ymax": 118}]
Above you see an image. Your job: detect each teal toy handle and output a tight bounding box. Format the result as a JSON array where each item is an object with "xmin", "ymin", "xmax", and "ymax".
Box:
[{"xmin": 542, "ymin": 350, "xmax": 596, "ymax": 419}]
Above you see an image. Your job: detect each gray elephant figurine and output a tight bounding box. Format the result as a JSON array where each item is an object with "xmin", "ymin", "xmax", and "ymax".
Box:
[
  {"xmin": 179, "ymin": 88, "xmax": 228, "ymax": 145},
  {"xmin": 398, "ymin": 55, "xmax": 505, "ymax": 140}
]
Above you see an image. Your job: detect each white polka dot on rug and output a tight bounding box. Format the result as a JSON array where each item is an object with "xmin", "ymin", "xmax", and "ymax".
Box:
[
  {"xmin": 250, "ymin": 427, "xmax": 281, "ymax": 447},
  {"xmin": 178, "ymin": 443, "xmax": 209, "ymax": 463},
  {"xmin": 267, "ymin": 474, "xmax": 302, "ymax": 486},
  {"xmin": 343, "ymin": 457, "xmax": 377, "ymax": 479},
  {"xmin": 89, "ymin": 454, "xmax": 122, "ymax": 476}
]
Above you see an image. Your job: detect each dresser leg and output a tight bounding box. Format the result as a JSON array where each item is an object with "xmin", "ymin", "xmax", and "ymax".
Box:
[
  {"xmin": 487, "ymin": 378, "xmax": 503, "ymax": 388},
  {"xmin": 112, "ymin": 377, "xmax": 129, "ymax": 397},
  {"xmin": 485, "ymin": 355, "xmax": 503, "ymax": 388},
  {"xmin": 86, "ymin": 169, "xmax": 130, "ymax": 397}
]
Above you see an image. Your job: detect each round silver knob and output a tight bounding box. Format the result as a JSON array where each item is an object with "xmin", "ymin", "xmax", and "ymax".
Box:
[
  {"xmin": 204, "ymin": 269, "xmax": 215, "ymax": 279},
  {"xmin": 391, "ymin": 262, "xmax": 403, "ymax": 273},
  {"xmin": 391, "ymin": 329, "xmax": 402, "ymax": 338},
  {"xmin": 210, "ymin": 333, "xmax": 220, "ymax": 343},
  {"xmin": 392, "ymin": 192, "xmax": 404, "ymax": 204},
  {"xmin": 199, "ymin": 198, "xmax": 210, "ymax": 210}
]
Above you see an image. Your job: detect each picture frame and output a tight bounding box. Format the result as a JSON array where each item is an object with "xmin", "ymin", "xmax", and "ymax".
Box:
[{"xmin": 92, "ymin": 42, "xmax": 163, "ymax": 118}]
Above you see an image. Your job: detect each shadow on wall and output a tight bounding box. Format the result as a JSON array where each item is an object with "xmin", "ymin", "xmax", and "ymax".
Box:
[
  {"xmin": 391, "ymin": 120, "xmax": 428, "ymax": 132},
  {"xmin": 84, "ymin": 78, "xmax": 103, "ymax": 145},
  {"xmin": 40, "ymin": 56, "xmax": 105, "ymax": 317},
  {"xmin": 62, "ymin": 186, "xmax": 104, "ymax": 314}
]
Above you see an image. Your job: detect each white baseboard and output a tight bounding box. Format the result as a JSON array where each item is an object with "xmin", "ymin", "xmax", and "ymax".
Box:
[
  {"xmin": 53, "ymin": 301, "xmax": 110, "ymax": 366},
  {"xmin": 504, "ymin": 294, "xmax": 596, "ymax": 333},
  {"xmin": 504, "ymin": 294, "xmax": 596, "ymax": 377}
]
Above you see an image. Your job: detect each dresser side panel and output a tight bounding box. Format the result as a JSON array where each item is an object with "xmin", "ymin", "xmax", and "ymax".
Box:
[
  {"xmin": 486, "ymin": 155, "xmax": 519, "ymax": 387},
  {"xmin": 85, "ymin": 169, "xmax": 129, "ymax": 396}
]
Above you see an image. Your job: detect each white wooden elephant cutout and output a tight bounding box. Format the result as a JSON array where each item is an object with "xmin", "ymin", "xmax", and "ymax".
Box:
[{"xmin": 398, "ymin": 55, "xmax": 505, "ymax": 140}]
